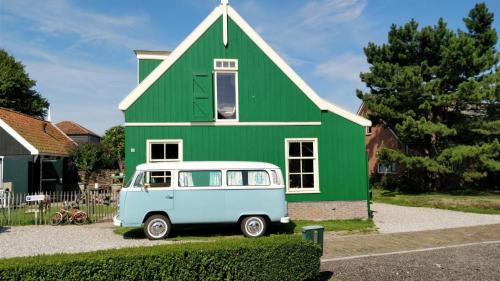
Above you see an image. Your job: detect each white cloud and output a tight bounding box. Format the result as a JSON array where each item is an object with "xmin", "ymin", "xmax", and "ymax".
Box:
[
  {"xmin": 300, "ymin": 0, "xmax": 367, "ymax": 27},
  {"xmin": 1, "ymin": 0, "xmax": 154, "ymax": 49},
  {"xmin": 315, "ymin": 53, "xmax": 368, "ymax": 82}
]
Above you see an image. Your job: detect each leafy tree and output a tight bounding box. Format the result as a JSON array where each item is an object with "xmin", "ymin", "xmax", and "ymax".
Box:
[
  {"xmin": 358, "ymin": 3, "xmax": 499, "ymax": 191},
  {"xmin": 101, "ymin": 125, "xmax": 125, "ymax": 173},
  {"xmin": 70, "ymin": 143, "xmax": 111, "ymax": 187},
  {"xmin": 0, "ymin": 49, "xmax": 49, "ymax": 118}
]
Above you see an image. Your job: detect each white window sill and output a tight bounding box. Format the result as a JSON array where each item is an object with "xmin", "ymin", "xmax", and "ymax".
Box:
[{"xmin": 286, "ymin": 189, "xmax": 320, "ymax": 195}]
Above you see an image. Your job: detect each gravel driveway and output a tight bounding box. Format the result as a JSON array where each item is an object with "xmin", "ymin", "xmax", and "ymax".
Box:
[
  {"xmin": 373, "ymin": 203, "xmax": 500, "ymax": 233},
  {"xmin": 0, "ymin": 223, "xmax": 177, "ymax": 259}
]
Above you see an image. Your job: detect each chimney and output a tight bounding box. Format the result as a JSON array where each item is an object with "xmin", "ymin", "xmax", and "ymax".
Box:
[{"xmin": 46, "ymin": 106, "xmax": 52, "ymax": 122}]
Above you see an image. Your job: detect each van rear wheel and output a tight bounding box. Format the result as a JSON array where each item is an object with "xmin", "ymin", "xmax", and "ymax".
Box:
[
  {"xmin": 241, "ymin": 216, "xmax": 267, "ymax": 238},
  {"xmin": 144, "ymin": 215, "xmax": 171, "ymax": 240}
]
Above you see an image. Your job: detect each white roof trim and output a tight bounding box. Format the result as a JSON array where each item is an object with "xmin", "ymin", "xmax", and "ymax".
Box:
[
  {"xmin": 0, "ymin": 118, "xmax": 39, "ymax": 155},
  {"xmin": 118, "ymin": 5, "xmax": 371, "ymax": 127},
  {"xmin": 136, "ymin": 54, "xmax": 169, "ymax": 60}
]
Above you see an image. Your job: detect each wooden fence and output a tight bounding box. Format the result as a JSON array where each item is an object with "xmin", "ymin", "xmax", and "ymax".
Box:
[{"xmin": 0, "ymin": 190, "xmax": 118, "ymax": 226}]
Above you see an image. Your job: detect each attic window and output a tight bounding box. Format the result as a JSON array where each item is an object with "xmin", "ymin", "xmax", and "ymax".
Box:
[
  {"xmin": 214, "ymin": 59, "xmax": 238, "ymax": 121},
  {"xmin": 214, "ymin": 59, "xmax": 238, "ymax": 71}
]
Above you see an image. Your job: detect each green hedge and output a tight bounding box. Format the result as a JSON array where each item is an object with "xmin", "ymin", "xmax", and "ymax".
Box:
[{"xmin": 0, "ymin": 235, "xmax": 321, "ymax": 281}]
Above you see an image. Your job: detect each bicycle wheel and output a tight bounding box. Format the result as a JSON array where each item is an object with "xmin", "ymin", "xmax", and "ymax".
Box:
[
  {"xmin": 50, "ymin": 212, "xmax": 63, "ymax": 225},
  {"xmin": 73, "ymin": 211, "xmax": 88, "ymax": 225}
]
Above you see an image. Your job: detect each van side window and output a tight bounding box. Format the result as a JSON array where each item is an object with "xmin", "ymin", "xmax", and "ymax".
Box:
[
  {"xmin": 149, "ymin": 171, "xmax": 172, "ymax": 187},
  {"xmin": 271, "ymin": 170, "xmax": 280, "ymax": 185},
  {"xmin": 179, "ymin": 171, "xmax": 222, "ymax": 187},
  {"xmin": 227, "ymin": 170, "xmax": 270, "ymax": 186}
]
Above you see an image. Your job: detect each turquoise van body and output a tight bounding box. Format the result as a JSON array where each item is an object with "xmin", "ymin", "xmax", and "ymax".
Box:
[{"xmin": 114, "ymin": 161, "xmax": 289, "ymax": 228}]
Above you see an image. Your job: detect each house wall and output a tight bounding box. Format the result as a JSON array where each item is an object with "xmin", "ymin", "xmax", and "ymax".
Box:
[
  {"xmin": 123, "ymin": 16, "xmax": 369, "ymax": 219},
  {"xmin": 69, "ymin": 135, "xmax": 100, "ymax": 144},
  {"xmin": 3, "ymin": 156, "xmax": 30, "ymax": 193},
  {"xmin": 139, "ymin": 59, "xmax": 162, "ymax": 83},
  {"xmin": 125, "ymin": 112, "xmax": 368, "ymax": 204},
  {"xmin": 365, "ymin": 125, "xmax": 401, "ymax": 175},
  {"xmin": 0, "ymin": 127, "xmax": 30, "ymax": 155}
]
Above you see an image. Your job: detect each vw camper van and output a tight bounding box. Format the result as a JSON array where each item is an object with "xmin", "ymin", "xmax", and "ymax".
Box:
[{"xmin": 113, "ymin": 161, "xmax": 289, "ymax": 239}]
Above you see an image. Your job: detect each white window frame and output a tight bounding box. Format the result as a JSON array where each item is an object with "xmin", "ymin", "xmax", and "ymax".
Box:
[
  {"xmin": 284, "ymin": 138, "xmax": 320, "ymax": 194},
  {"xmin": 214, "ymin": 59, "xmax": 238, "ymax": 122},
  {"xmin": 214, "ymin": 59, "xmax": 238, "ymax": 71},
  {"xmin": 146, "ymin": 139, "xmax": 183, "ymax": 162}
]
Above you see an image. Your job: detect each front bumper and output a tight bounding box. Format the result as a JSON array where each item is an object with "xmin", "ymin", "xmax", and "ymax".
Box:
[
  {"xmin": 280, "ymin": 216, "xmax": 290, "ymax": 223},
  {"xmin": 113, "ymin": 215, "xmax": 122, "ymax": 227}
]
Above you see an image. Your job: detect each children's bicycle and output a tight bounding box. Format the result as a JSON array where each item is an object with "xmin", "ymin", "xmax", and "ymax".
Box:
[{"xmin": 50, "ymin": 207, "xmax": 88, "ymax": 225}]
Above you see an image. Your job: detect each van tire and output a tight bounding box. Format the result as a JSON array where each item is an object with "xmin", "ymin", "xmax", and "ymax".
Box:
[
  {"xmin": 144, "ymin": 215, "xmax": 171, "ymax": 240},
  {"xmin": 241, "ymin": 216, "xmax": 267, "ymax": 238}
]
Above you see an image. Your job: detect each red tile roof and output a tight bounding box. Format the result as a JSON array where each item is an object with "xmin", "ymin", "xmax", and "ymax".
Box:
[
  {"xmin": 0, "ymin": 108, "xmax": 75, "ymax": 156},
  {"xmin": 56, "ymin": 121, "xmax": 99, "ymax": 137}
]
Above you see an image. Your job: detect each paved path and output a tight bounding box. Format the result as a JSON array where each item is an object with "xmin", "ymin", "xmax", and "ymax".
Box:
[
  {"xmin": 372, "ymin": 203, "xmax": 500, "ymax": 233},
  {"xmin": 0, "ymin": 223, "xmax": 177, "ymax": 259},
  {"xmin": 322, "ymin": 224, "xmax": 500, "ymax": 280},
  {"xmin": 321, "ymin": 242, "xmax": 500, "ymax": 281},
  {"xmin": 323, "ymin": 223, "xmax": 500, "ymax": 259}
]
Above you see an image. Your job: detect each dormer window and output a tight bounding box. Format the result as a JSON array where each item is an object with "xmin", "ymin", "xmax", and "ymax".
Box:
[{"xmin": 214, "ymin": 59, "xmax": 238, "ymax": 121}]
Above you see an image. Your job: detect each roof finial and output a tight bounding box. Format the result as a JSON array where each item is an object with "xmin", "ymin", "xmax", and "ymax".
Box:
[{"xmin": 221, "ymin": 0, "xmax": 229, "ymax": 47}]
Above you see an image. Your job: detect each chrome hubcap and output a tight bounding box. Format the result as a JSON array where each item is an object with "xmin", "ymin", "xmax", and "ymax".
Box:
[
  {"xmin": 148, "ymin": 219, "xmax": 167, "ymax": 238},
  {"xmin": 246, "ymin": 218, "xmax": 263, "ymax": 236}
]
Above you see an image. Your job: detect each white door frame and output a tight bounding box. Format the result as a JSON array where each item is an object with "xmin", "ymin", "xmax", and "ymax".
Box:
[{"xmin": 0, "ymin": 156, "xmax": 4, "ymax": 190}]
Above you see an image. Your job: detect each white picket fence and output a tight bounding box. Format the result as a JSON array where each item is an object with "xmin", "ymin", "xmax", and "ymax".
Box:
[{"xmin": 0, "ymin": 190, "xmax": 118, "ymax": 226}]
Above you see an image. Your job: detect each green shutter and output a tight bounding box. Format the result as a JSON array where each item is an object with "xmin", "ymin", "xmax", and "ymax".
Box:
[{"xmin": 192, "ymin": 73, "xmax": 214, "ymax": 121}]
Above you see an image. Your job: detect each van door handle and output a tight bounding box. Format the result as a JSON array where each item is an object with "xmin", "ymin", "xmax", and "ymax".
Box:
[{"xmin": 166, "ymin": 195, "xmax": 174, "ymax": 199}]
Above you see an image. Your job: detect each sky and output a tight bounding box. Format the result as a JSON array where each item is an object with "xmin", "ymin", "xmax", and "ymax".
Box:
[{"xmin": 1, "ymin": 0, "xmax": 499, "ymax": 134}]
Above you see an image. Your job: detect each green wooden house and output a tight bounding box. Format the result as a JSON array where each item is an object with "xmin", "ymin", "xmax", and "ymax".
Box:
[{"xmin": 119, "ymin": 1, "xmax": 372, "ymax": 220}]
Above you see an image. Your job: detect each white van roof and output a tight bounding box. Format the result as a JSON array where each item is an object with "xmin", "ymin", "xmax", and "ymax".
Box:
[{"xmin": 135, "ymin": 161, "xmax": 280, "ymax": 171}]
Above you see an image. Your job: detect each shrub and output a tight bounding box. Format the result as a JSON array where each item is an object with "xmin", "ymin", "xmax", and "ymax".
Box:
[{"xmin": 0, "ymin": 235, "xmax": 321, "ymax": 281}]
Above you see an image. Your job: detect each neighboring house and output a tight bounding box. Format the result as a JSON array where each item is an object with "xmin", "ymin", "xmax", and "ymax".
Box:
[
  {"xmin": 0, "ymin": 108, "xmax": 77, "ymax": 193},
  {"xmin": 56, "ymin": 121, "xmax": 100, "ymax": 144},
  {"xmin": 118, "ymin": 1, "xmax": 372, "ymax": 220},
  {"xmin": 357, "ymin": 102, "xmax": 403, "ymax": 176}
]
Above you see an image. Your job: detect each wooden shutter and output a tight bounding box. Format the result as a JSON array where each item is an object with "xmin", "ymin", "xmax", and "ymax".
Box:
[{"xmin": 192, "ymin": 73, "xmax": 214, "ymax": 121}]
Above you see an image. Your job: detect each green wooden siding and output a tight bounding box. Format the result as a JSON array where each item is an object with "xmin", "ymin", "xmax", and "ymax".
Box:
[
  {"xmin": 138, "ymin": 59, "xmax": 163, "ymax": 83},
  {"xmin": 125, "ymin": 112, "xmax": 368, "ymax": 201},
  {"xmin": 125, "ymin": 17, "xmax": 321, "ymax": 123}
]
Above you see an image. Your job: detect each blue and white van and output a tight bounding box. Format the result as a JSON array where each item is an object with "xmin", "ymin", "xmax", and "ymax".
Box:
[{"xmin": 113, "ymin": 161, "xmax": 289, "ymax": 239}]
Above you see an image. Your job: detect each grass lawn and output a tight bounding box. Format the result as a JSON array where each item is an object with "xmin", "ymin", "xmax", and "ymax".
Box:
[
  {"xmin": 373, "ymin": 188, "xmax": 500, "ymax": 214},
  {"xmin": 0, "ymin": 204, "xmax": 116, "ymax": 226},
  {"xmin": 113, "ymin": 218, "xmax": 376, "ymax": 240}
]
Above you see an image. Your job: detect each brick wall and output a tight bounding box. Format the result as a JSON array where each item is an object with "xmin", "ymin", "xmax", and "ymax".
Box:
[{"xmin": 287, "ymin": 201, "xmax": 368, "ymax": 220}]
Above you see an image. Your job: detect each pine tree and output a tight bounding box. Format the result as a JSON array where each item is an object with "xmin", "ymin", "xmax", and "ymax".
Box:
[{"xmin": 357, "ymin": 3, "xmax": 499, "ymax": 191}]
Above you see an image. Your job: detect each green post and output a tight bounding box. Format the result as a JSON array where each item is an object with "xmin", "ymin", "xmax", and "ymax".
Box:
[{"xmin": 301, "ymin": 225, "xmax": 324, "ymax": 255}]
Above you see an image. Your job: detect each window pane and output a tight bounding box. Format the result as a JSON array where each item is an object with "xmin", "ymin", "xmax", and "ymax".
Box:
[
  {"xmin": 165, "ymin": 144, "xmax": 179, "ymax": 159},
  {"xmin": 228, "ymin": 170, "xmax": 270, "ymax": 186},
  {"xmin": 179, "ymin": 171, "xmax": 222, "ymax": 187},
  {"xmin": 288, "ymin": 142, "xmax": 300, "ymax": 157},
  {"xmin": 289, "ymin": 174, "xmax": 301, "ymax": 188},
  {"xmin": 151, "ymin": 144, "xmax": 164, "ymax": 160},
  {"xmin": 301, "ymin": 142, "xmax": 314, "ymax": 157},
  {"xmin": 289, "ymin": 159, "xmax": 301, "ymax": 173},
  {"xmin": 302, "ymin": 159, "xmax": 314, "ymax": 173},
  {"xmin": 302, "ymin": 174, "xmax": 314, "ymax": 188},
  {"xmin": 217, "ymin": 73, "xmax": 236, "ymax": 119},
  {"xmin": 133, "ymin": 172, "xmax": 145, "ymax": 187}
]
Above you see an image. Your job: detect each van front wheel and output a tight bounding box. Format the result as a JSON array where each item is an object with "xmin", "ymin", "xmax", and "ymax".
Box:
[
  {"xmin": 241, "ymin": 216, "xmax": 267, "ymax": 238},
  {"xmin": 144, "ymin": 215, "xmax": 171, "ymax": 240}
]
